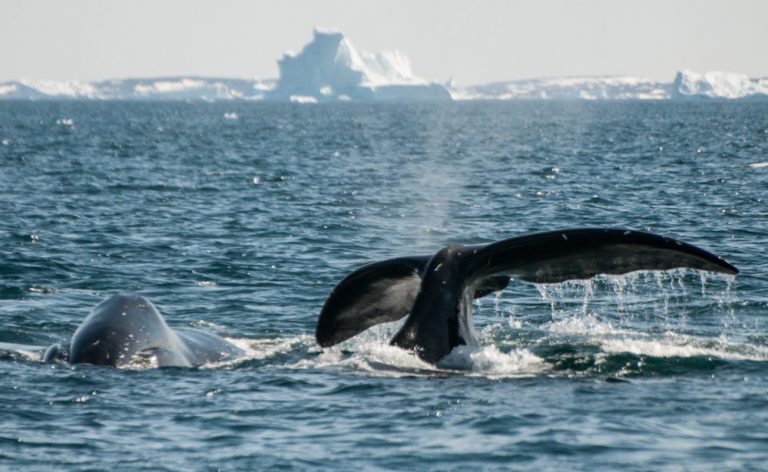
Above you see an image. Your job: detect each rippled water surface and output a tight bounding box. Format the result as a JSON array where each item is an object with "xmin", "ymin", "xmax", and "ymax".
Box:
[{"xmin": 1, "ymin": 101, "xmax": 767, "ymax": 470}]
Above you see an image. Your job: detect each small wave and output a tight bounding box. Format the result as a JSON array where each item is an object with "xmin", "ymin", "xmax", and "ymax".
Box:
[
  {"xmin": 290, "ymin": 341, "xmax": 436, "ymax": 377},
  {"xmin": 599, "ymin": 334, "xmax": 768, "ymax": 362},
  {"xmin": 231, "ymin": 335, "xmax": 314, "ymax": 361},
  {"xmin": 200, "ymin": 335, "xmax": 316, "ymax": 369}
]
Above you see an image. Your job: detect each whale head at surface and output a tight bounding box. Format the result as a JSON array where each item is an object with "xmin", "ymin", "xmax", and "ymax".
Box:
[
  {"xmin": 68, "ymin": 293, "xmax": 175, "ymax": 366},
  {"xmin": 64, "ymin": 293, "xmax": 244, "ymax": 368}
]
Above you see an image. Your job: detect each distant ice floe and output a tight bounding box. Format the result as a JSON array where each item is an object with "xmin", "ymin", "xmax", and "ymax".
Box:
[
  {"xmin": 133, "ymin": 78, "xmax": 207, "ymax": 95},
  {"xmin": 0, "ymin": 83, "xmax": 18, "ymax": 95},
  {"xmin": 1, "ymin": 28, "xmax": 766, "ymax": 101},
  {"xmin": 672, "ymin": 70, "xmax": 768, "ymax": 99},
  {"xmin": 19, "ymin": 79, "xmax": 102, "ymax": 99},
  {"xmin": 451, "ymin": 71, "xmax": 768, "ymax": 101},
  {"xmin": 289, "ymin": 95, "xmax": 318, "ymax": 104},
  {"xmin": 0, "ymin": 77, "xmax": 273, "ymax": 101},
  {"xmin": 451, "ymin": 76, "xmax": 671, "ymax": 100}
]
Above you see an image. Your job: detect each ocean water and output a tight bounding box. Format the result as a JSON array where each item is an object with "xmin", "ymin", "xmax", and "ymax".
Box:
[{"xmin": 0, "ymin": 101, "xmax": 766, "ymax": 470}]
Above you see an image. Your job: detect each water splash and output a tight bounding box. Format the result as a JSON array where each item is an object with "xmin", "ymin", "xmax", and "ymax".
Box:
[
  {"xmin": 514, "ymin": 270, "xmax": 759, "ymax": 375},
  {"xmin": 530, "ymin": 270, "xmax": 738, "ymax": 335},
  {"xmin": 438, "ymin": 345, "xmax": 547, "ymax": 378}
]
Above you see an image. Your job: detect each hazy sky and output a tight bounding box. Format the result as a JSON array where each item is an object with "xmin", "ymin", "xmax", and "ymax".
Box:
[{"xmin": 2, "ymin": 0, "xmax": 766, "ymax": 84}]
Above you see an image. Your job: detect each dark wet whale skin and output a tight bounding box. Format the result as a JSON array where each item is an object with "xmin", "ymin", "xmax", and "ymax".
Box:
[{"xmin": 61, "ymin": 293, "xmax": 243, "ymax": 367}]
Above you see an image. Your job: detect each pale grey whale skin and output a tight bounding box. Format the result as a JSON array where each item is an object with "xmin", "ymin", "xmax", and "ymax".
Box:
[
  {"xmin": 3, "ymin": 293, "xmax": 243, "ymax": 367},
  {"xmin": 315, "ymin": 228, "xmax": 739, "ymax": 365}
]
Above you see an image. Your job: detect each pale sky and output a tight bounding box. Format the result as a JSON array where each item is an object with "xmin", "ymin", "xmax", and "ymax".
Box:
[{"xmin": 1, "ymin": 0, "xmax": 766, "ymax": 84}]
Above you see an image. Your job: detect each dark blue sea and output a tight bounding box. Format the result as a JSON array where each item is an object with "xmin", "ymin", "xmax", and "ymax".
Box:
[{"xmin": 1, "ymin": 101, "xmax": 766, "ymax": 470}]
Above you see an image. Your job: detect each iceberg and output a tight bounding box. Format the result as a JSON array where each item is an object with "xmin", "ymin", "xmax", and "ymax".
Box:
[
  {"xmin": 450, "ymin": 71, "xmax": 768, "ymax": 101},
  {"xmin": 266, "ymin": 29, "xmax": 451, "ymax": 102},
  {"xmin": 289, "ymin": 95, "xmax": 318, "ymax": 104},
  {"xmin": 672, "ymin": 70, "xmax": 768, "ymax": 99},
  {"xmin": 452, "ymin": 76, "xmax": 671, "ymax": 100},
  {"xmin": 0, "ymin": 77, "xmax": 271, "ymax": 101},
  {"xmin": 0, "ymin": 82, "xmax": 47, "ymax": 99},
  {"xmin": 0, "ymin": 80, "xmax": 99, "ymax": 99}
]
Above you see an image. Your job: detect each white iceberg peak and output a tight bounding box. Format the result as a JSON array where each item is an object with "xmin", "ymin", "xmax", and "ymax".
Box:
[
  {"xmin": 268, "ymin": 29, "xmax": 449, "ymax": 101},
  {"xmin": 334, "ymin": 35, "xmax": 422, "ymax": 87}
]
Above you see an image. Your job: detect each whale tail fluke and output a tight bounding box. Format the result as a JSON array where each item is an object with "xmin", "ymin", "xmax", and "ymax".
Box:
[{"xmin": 316, "ymin": 229, "xmax": 738, "ymax": 356}]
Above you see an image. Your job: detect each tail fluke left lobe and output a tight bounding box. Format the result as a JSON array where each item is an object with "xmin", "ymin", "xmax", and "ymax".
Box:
[{"xmin": 315, "ymin": 256, "xmax": 430, "ymax": 347}]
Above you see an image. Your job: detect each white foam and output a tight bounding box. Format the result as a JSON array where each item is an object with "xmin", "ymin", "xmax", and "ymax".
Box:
[
  {"xmin": 439, "ymin": 345, "xmax": 547, "ymax": 378},
  {"xmin": 274, "ymin": 318, "xmax": 549, "ymax": 379},
  {"xmin": 294, "ymin": 341, "xmax": 436, "ymax": 376},
  {"xmin": 197, "ymin": 335, "xmax": 316, "ymax": 370},
  {"xmin": 233, "ymin": 335, "xmax": 312, "ymax": 361},
  {"xmin": 55, "ymin": 118, "xmax": 75, "ymax": 127},
  {"xmin": 599, "ymin": 334, "xmax": 768, "ymax": 362}
]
